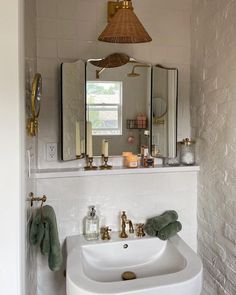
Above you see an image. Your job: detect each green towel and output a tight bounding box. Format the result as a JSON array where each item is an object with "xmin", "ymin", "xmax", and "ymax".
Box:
[
  {"xmin": 143, "ymin": 222, "xmax": 157, "ymax": 237},
  {"xmin": 41, "ymin": 222, "xmax": 50, "ymax": 255},
  {"xmin": 29, "ymin": 205, "xmax": 63, "ymax": 271},
  {"xmin": 157, "ymin": 221, "xmax": 182, "ymax": 240},
  {"xmin": 144, "ymin": 210, "xmax": 178, "ymax": 236}
]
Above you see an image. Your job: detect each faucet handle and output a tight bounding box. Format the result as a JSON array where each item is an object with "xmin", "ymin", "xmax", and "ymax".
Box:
[
  {"xmin": 101, "ymin": 226, "xmax": 112, "ymax": 240},
  {"xmin": 135, "ymin": 223, "xmax": 145, "ymax": 237}
]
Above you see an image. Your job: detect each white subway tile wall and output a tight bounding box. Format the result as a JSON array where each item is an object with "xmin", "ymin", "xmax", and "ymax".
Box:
[
  {"xmin": 191, "ymin": 1, "xmax": 236, "ymax": 294},
  {"xmin": 36, "ymin": 171, "xmax": 198, "ymax": 295},
  {"xmin": 36, "ymin": 0, "xmax": 192, "ymax": 169}
]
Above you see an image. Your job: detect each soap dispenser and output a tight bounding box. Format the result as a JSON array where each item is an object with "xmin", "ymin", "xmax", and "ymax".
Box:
[{"xmin": 85, "ymin": 206, "xmax": 99, "ymax": 241}]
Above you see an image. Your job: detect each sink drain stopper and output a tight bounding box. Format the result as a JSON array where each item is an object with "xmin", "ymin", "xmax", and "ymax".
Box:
[{"xmin": 122, "ymin": 271, "xmax": 137, "ymax": 281}]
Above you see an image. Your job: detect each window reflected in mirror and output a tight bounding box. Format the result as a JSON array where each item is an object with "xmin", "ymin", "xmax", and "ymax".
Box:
[{"xmin": 87, "ymin": 81, "xmax": 122, "ymax": 136}]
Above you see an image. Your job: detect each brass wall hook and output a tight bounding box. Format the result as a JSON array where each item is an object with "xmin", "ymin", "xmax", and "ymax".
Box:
[{"xmin": 29, "ymin": 192, "xmax": 47, "ymax": 207}]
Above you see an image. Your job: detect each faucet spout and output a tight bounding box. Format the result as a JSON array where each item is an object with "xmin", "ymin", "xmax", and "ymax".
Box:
[
  {"xmin": 119, "ymin": 211, "xmax": 134, "ymax": 238},
  {"xmin": 127, "ymin": 220, "xmax": 134, "ymax": 234}
]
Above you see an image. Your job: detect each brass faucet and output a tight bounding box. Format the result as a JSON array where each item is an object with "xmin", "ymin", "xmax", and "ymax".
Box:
[{"xmin": 120, "ymin": 211, "xmax": 134, "ymax": 238}]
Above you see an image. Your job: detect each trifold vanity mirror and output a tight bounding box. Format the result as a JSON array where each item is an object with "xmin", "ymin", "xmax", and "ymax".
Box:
[{"xmin": 61, "ymin": 53, "xmax": 178, "ymax": 161}]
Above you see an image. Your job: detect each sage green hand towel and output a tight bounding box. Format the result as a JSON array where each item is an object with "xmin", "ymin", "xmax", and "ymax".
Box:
[
  {"xmin": 143, "ymin": 222, "xmax": 157, "ymax": 237},
  {"xmin": 144, "ymin": 210, "xmax": 178, "ymax": 236},
  {"xmin": 29, "ymin": 211, "xmax": 45, "ymax": 246},
  {"xmin": 41, "ymin": 222, "xmax": 50, "ymax": 255},
  {"xmin": 157, "ymin": 221, "xmax": 182, "ymax": 240},
  {"xmin": 29, "ymin": 205, "xmax": 63, "ymax": 271}
]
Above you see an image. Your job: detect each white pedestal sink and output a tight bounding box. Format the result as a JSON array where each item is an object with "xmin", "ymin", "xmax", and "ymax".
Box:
[{"xmin": 66, "ymin": 233, "xmax": 202, "ymax": 295}]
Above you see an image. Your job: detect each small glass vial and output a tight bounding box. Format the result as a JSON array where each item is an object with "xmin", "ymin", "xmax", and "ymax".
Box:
[
  {"xmin": 85, "ymin": 206, "xmax": 99, "ymax": 241},
  {"xmin": 180, "ymin": 138, "xmax": 196, "ymax": 166}
]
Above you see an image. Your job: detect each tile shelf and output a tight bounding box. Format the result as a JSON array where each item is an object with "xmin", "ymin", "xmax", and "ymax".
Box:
[{"xmin": 31, "ymin": 165, "xmax": 200, "ymax": 179}]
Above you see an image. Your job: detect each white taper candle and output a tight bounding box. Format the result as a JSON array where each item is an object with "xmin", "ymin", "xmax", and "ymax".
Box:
[
  {"xmin": 75, "ymin": 121, "xmax": 81, "ymax": 156},
  {"xmin": 101, "ymin": 139, "xmax": 106, "ymax": 155},
  {"xmin": 80, "ymin": 139, "xmax": 85, "ymax": 154},
  {"xmin": 87, "ymin": 121, "xmax": 93, "ymax": 157},
  {"xmin": 104, "ymin": 140, "xmax": 109, "ymax": 157}
]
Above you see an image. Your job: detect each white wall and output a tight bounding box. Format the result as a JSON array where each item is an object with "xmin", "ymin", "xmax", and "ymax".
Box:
[
  {"xmin": 0, "ymin": 0, "xmax": 24, "ymax": 295},
  {"xmin": 24, "ymin": 0, "xmax": 38, "ymax": 294},
  {"xmin": 36, "ymin": 0, "xmax": 192, "ymax": 169},
  {"xmin": 191, "ymin": 1, "xmax": 236, "ymax": 294},
  {"xmin": 36, "ymin": 171, "xmax": 198, "ymax": 295}
]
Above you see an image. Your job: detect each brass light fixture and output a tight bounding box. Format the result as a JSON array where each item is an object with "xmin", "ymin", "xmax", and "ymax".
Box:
[{"xmin": 98, "ymin": 0, "xmax": 152, "ymax": 44}]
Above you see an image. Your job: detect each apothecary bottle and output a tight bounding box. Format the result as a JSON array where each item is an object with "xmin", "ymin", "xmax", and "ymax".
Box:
[
  {"xmin": 180, "ymin": 138, "xmax": 196, "ymax": 165},
  {"xmin": 85, "ymin": 206, "xmax": 99, "ymax": 241}
]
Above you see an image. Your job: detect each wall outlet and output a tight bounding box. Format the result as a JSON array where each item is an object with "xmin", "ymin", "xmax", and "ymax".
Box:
[{"xmin": 46, "ymin": 143, "xmax": 57, "ymax": 161}]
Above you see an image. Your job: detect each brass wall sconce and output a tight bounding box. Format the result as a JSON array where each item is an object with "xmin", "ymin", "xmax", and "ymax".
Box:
[
  {"xmin": 27, "ymin": 73, "xmax": 42, "ymax": 136},
  {"xmin": 98, "ymin": 0, "xmax": 152, "ymax": 43}
]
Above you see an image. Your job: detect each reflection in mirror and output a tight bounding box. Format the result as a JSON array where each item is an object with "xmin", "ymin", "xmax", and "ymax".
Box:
[
  {"xmin": 151, "ymin": 65, "xmax": 178, "ymax": 158},
  {"xmin": 60, "ymin": 54, "xmax": 179, "ymax": 161},
  {"xmin": 61, "ymin": 60, "xmax": 86, "ymax": 161},
  {"xmin": 86, "ymin": 58, "xmax": 152, "ymax": 156}
]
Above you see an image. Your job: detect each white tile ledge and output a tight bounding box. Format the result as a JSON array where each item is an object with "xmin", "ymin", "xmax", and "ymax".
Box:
[{"xmin": 31, "ymin": 165, "xmax": 200, "ymax": 179}]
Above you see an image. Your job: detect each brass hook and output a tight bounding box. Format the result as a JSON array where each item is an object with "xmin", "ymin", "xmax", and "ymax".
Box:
[
  {"xmin": 29, "ymin": 192, "xmax": 47, "ymax": 223},
  {"xmin": 30, "ymin": 192, "xmax": 47, "ymax": 207}
]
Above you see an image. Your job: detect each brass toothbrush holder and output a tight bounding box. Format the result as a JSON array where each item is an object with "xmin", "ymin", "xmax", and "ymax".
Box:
[
  {"xmin": 100, "ymin": 155, "xmax": 112, "ymax": 170},
  {"xmin": 84, "ymin": 156, "xmax": 98, "ymax": 170}
]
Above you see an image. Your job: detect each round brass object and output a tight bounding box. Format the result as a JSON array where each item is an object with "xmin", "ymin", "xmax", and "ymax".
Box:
[
  {"xmin": 31, "ymin": 73, "xmax": 42, "ymax": 118},
  {"xmin": 122, "ymin": 271, "xmax": 136, "ymax": 281},
  {"xmin": 27, "ymin": 73, "xmax": 42, "ymax": 136}
]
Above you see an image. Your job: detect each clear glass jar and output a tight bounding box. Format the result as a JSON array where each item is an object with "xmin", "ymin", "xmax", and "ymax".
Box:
[
  {"xmin": 180, "ymin": 138, "xmax": 195, "ymax": 166},
  {"xmin": 164, "ymin": 142, "xmax": 181, "ymax": 166}
]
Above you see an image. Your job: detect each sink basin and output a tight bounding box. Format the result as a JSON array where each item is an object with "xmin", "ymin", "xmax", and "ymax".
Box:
[{"xmin": 66, "ymin": 234, "xmax": 202, "ymax": 295}]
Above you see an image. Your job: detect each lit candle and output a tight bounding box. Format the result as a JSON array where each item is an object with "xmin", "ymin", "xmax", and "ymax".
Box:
[
  {"xmin": 76, "ymin": 121, "xmax": 81, "ymax": 156},
  {"xmin": 80, "ymin": 139, "xmax": 85, "ymax": 154},
  {"xmin": 104, "ymin": 140, "xmax": 109, "ymax": 157},
  {"xmin": 87, "ymin": 121, "xmax": 93, "ymax": 157}
]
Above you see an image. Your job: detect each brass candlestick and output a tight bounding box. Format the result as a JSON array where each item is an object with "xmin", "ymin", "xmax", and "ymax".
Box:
[
  {"xmin": 76, "ymin": 153, "xmax": 85, "ymax": 159},
  {"xmin": 84, "ymin": 156, "xmax": 98, "ymax": 170},
  {"xmin": 100, "ymin": 155, "xmax": 112, "ymax": 170}
]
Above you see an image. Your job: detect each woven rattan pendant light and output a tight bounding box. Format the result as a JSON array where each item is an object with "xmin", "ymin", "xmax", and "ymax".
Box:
[{"xmin": 98, "ymin": 0, "xmax": 152, "ymax": 44}]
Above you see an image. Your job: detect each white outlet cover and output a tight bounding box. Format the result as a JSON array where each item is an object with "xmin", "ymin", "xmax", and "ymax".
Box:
[{"xmin": 46, "ymin": 143, "xmax": 57, "ymax": 161}]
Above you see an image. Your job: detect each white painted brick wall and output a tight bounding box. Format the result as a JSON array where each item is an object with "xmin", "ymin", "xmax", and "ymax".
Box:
[{"xmin": 191, "ymin": 1, "xmax": 236, "ymax": 294}]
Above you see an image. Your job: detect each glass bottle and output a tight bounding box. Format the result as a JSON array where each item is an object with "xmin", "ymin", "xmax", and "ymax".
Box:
[
  {"xmin": 85, "ymin": 206, "xmax": 99, "ymax": 241},
  {"xmin": 180, "ymin": 138, "xmax": 196, "ymax": 165}
]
